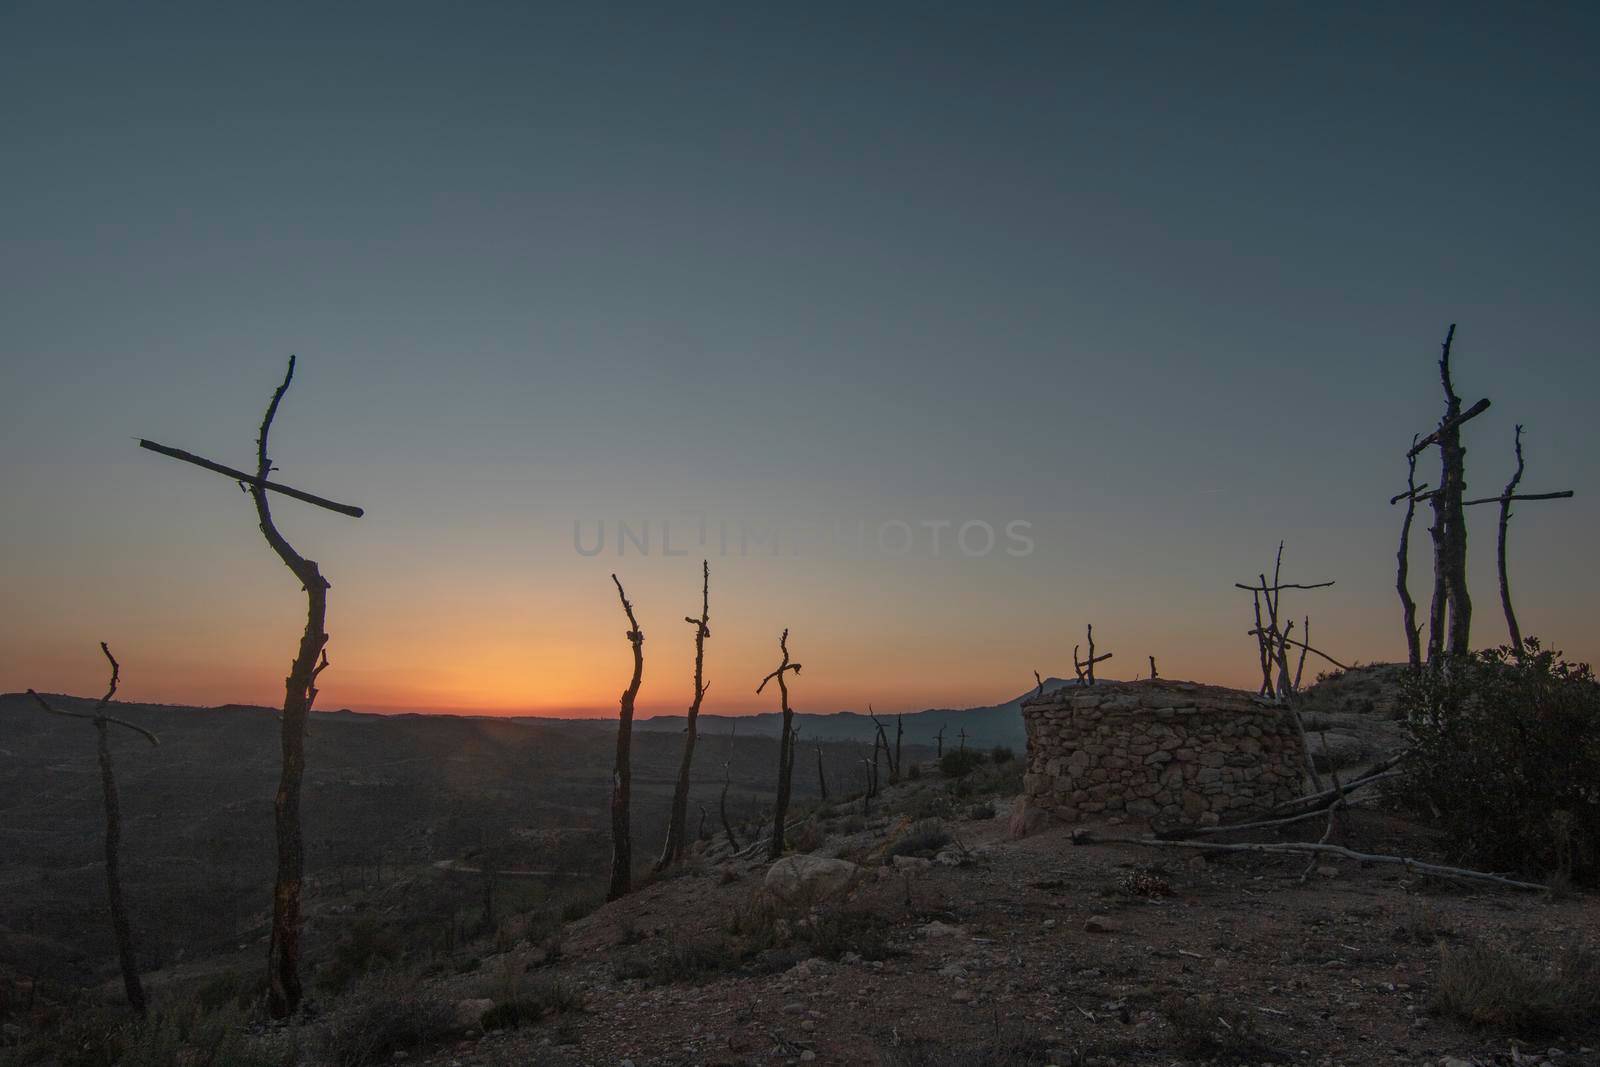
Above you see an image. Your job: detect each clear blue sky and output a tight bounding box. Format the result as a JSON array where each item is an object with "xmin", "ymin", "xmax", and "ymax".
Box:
[{"xmin": 3, "ymin": 3, "xmax": 1596, "ymax": 714}]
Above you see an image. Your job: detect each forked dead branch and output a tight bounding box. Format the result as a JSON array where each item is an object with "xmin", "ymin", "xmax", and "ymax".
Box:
[
  {"xmin": 757, "ymin": 629, "xmax": 803, "ymax": 861},
  {"xmin": 27, "ymin": 644, "xmax": 156, "ymax": 1018},
  {"xmin": 656, "ymin": 560, "xmax": 711, "ymax": 872},
  {"xmin": 608, "ymin": 574, "xmax": 645, "ymax": 900}
]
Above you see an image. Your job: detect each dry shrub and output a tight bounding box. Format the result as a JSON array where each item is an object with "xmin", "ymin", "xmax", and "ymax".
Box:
[
  {"xmin": 886, "ymin": 819, "xmax": 952, "ymax": 859},
  {"xmin": 1433, "ymin": 941, "xmax": 1600, "ymax": 1037},
  {"xmin": 878, "ymin": 1019, "xmax": 1050, "ymax": 1066},
  {"xmin": 793, "ymin": 818, "xmax": 825, "ymax": 853},
  {"xmin": 319, "ymin": 975, "xmax": 454, "ymax": 1067},
  {"xmin": 1159, "ymin": 994, "xmax": 1283, "ymax": 1062},
  {"xmin": 479, "ymin": 977, "xmax": 582, "ymax": 1030}
]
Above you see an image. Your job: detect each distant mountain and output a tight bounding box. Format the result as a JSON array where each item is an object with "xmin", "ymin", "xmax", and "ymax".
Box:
[{"xmin": 630, "ymin": 677, "xmax": 1079, "ymax": 750}]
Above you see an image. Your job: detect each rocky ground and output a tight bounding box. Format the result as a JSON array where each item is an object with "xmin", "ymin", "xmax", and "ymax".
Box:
[
  {"xmin": 7, "ymin": 672, "xmax": 1596, "ymax": 1067},
  {"xmin": 294, "ymin": 766, "xmax": 1597, "ymax": 1067}
]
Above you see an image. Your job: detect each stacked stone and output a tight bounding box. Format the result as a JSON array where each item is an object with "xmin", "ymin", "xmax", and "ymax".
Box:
[{"xmin": 1020, "ymin": 679, "xmax": 1305, "ymax": 827}]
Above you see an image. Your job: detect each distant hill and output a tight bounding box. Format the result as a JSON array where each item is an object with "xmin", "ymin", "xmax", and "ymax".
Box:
[{"xmin": 627, "ymin": 676, "xmax": 1080, "ymax": 750}]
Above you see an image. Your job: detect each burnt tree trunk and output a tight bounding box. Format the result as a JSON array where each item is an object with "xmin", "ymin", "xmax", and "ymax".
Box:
[
  {"xmin": 815, "ymin": 744, "xmax": 829, "ymax": 800},
  {"xmin": 758, "ymin": 630, "xmax": 802, "ymax": 862},
  {"xmin": 608, "ymin": 575, "xmax": 645, "ymax": 901},
  {"xmin": 719, "ymin": 725, "xmax": 740, "ymax": 850},
  {"xmin": 251, "ymin": 358, "xmax": 334, "ymax": 1021},
  {"xmin": 656, "ymin": 561, "xmax": 710, "ymax": 872},
  {"xmin": 1425, "ymin": 325, "xmax": 1478, "ymax": 659},
  {"xmin": 95, "ymin": 718, "xmax": 145, "ymax": 1017}
]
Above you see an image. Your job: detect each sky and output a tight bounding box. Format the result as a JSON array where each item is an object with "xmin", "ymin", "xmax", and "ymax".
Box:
[{"xmin": 3, "ymin": 3, "xmax": 1597, "ymax": 718}]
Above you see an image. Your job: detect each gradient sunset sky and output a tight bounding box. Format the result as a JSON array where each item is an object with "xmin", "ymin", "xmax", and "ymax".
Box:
[{"xmin": 3, "ymin": 4, "xmax": 1596, "ymax": 717}]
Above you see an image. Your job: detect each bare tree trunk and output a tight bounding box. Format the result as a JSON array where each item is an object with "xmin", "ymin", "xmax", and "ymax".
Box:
[
  {"xmin": 95, "ymin": 719, "xmax": 144, "ymax": 1017},
  {"xmin": 608, "ymin": 575, "xmax": 645, "ymax": 901},
  {"xmin": 719, "ymin": 725, "xmax": 740, "ymax": 850},
  {"xmin": 1497, "ymin": 426, "xmax": 1526, "ymax": 656},
  {"xmin": 758, "ymin": 631, "xmax": 802, "ymax": 862},
  {"xmin": 657, "ymin": 561, "xmax": 710, "ymax": 872},
  {"xmin": 868, "ymin": 705, "xmax": 898, "ymax": 784},
  {"xmin": 815, "ymin": 744, "xmax": 828, "ymax": 800},
  {"xmin": 1394, "ymin": 440, "xmax": 1425, "ymax": 671},
  {"xmin": 85, "ymin": 645, "xmax": 146, "ymax": 1018},
  {"xmin": 1429, "ymin": 325, "xmax": 1475, "ymax": 658},
  {"xmin": 31, "ymin": 648, "xmax": 158, "ymax": 1017},
  {"xmin": 250, "ymin": 358, "xmax": 334, "ymax": 1021},
  {"xmin": 894, "ymin": 716, "xmax": 903, "ymax": 778}
]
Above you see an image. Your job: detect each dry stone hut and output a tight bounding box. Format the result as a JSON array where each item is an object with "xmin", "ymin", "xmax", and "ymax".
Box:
[{"xmin": 1020, "ymin": 679, "xmax": 1306, "ymax": 827}]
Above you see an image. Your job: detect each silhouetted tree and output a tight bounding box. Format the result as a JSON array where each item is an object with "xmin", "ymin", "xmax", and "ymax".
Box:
[
  {"xmin": 139, "ymin": 355, "xmax": 362, "ymax": 1018},
  {"xmin": 608, "ymin": 575, "xmax": 645, "ymax": 901},
  {"xmin": 27, "ymin": 644, "xmax": 157, "ymax": 1018},
  {"xmin": 1073, "ymin": 624, "xmax": 1112, "ymax": 684},
  {"xmin": 757, "ymin": 630, "xmax": 802, "ymax": 861},
  {"xmin": 719, "ymin": 724, "xmax": 740, "ymax": 850},
  {"xmin": 1235, "ymin": 544, "xmax": 1349, "ymax": 792},
  {"xmin": 1462, "ymin": 425, "xmax": 1571, "ymax": 658},
  {"xmin": 656, "ymin": 560, "xmax": 710, "ymax": 872},
  {"xmin": 1411, "ymin": 325, "xmax": 1491, "ymax": 659},
  {"xmin": 1390, "ymin": 436, "xmax": 1430, "ymax": 671}
]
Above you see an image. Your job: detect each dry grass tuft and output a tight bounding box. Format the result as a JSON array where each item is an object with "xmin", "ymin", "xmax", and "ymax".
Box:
[{"xmin": 1433, "ymin": 940, "xmax": 1600, "ymax": 1037}]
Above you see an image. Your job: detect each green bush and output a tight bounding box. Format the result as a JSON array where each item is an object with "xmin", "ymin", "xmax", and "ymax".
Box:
[
  {"xmin": 1394, "ymin": 640, "xmax": 1600, "ymax": 883},
  {"xmin": 939, "ymin": 749, "xmax": 985, "ymax": 778}
]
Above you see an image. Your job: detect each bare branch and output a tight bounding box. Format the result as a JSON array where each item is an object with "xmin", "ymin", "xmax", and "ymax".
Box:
[
  {"xmin": 137, "ymin": 439, "xmax": 365, "ymax": 518},
  {"xmin": 1407, "ymin": 397, "xmax": 1491, "ymax": 457},
  {"xmin": 27, "ymin": 690, "xmax": 159, "ymax": 747},
  {"xmin": 1463, "ymin": 490, "xmax": 1574, "ymax": 506},
  {"xmin": 1070, "ymin": 828, "xmax": 1545, "ymax": 892}
]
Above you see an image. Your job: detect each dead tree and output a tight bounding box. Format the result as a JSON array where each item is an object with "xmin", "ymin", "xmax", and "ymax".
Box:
[
  {"xmin": 895, "ymin": 715, "xmax": 904, "ymax": 777},
  {"xmin": 608, "ymin": 575, "xmax": 645, "ymax": 900},
  {"xmin": 934, "ymin": 725, "xmax": 945, "ymax": 757},
  {"xmin": 140, "ymin": 355, "xmax": 361, "ymax": 1018},
  {"xmin": 1463, "ymin": 426, "xmax": 1572, "ymax": 657},
  {"xmin": 1073, "ymin": 624, "xmax": 1112, "ymax": 684},
  {"xmin": 1390, "ymin": 437, "xmax": 1430, "ymax": 671},
  {"xmin": 1235, "ymin": 544, "xmax": 1342, "ymax": 793},
  {"xmin": 719, "ymin": 724, "xmax": 740, "ymax": 850},
  {"xmin": 815, "ymin": 743, "xmax": 829, "ymax": 800},
  {"xmin": 957, "ymin": 727, "xmax": 968, "ymax": 754},
  {"xmin": 868, "ymin": 704, "xmax": 899, "ymax": 784},
  {"xmin": 656, "ymin": 560, "xmax": 710, "ymax": 872},
  {"xmin": 1033, "ymin": 671, "xmax": 1044, "ymax": 699},
  {"xmin": 1148, "ymin": 655, "xmax": 1158, "ymax": 680},
  {"xmin": 27, "ymin": 644, "xmax": 157, "ymax": 1018},
  {"xmin": 1412, "ymin": 325, "xmax": 1491, "ymax": 659},
  {"xmin": 757, "ymin": 630, "xmax": 802, "ymax": 861}
]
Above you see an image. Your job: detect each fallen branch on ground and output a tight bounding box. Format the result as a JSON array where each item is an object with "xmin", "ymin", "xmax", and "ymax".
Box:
[{"xmin": 1070, "ymin": 828, "xmax": 1545, "ymax": 892}]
